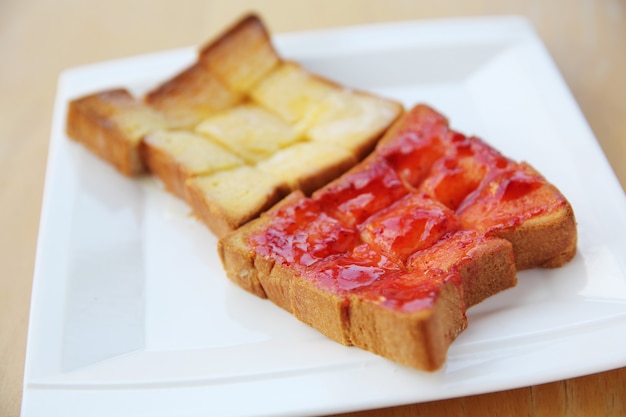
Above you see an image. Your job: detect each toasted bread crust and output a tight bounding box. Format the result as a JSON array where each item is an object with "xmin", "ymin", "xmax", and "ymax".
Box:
[
  {"xmin": 144, "ymin": 62, "xmax": 242, "ymax": 128},
  {"xmin": 348, "ymin": 281, "xmax": 465, "ymax": 371},
  {"xmin": 217, "ymin": 216, "xmax": 270, "ymax": 298},
  {"xmin": 140, "ymin": 137, "xmax": 188, "ymax": 198},
  {"xmin": 199, "ymin": 14, "xmax": 281, "ymax": 93},
  {"xmin": 66, "ymin": 89, "xmax": 169, "ymax": 176},
  {"xmin": 217, "ymin": 192, "xmax": 305, "ymax": 296},
  {"xmin": 492, "ymin": 199, "xmax": 577, "ymax": 269}
]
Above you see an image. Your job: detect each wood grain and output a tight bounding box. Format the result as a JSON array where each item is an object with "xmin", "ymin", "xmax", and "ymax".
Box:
[
  {"xmin": 330, "ymin": 368, "xmax": 626, "ymax": 417},
  {"xmin": 1, "ymin": 0, "xmax": 624, "ymax": 416}
]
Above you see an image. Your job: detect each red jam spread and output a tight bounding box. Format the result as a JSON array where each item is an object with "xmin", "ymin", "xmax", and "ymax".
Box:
[
  {"xmin": 253, "ymin": 197, "xmax": 358, "ymax": 270},
  {"xmin": 419, "ymin": 135, "xmax": 512, "ymax": 210},
  {"xmin": 307, "ymin": 243, "xmax": 402, "ymax": 293},
  {"xmin": 406, "ymin": 230, "xmax": 488, "ymax": 273},
  {"xmin": 360, "ymin": 193, "xmax": 460, "ymax": 262},
  {"xmin": 358, "ymin": 269, "xmax": 462, "ymax": 313},
  {"xmin": 249, "ymin": 104, "xmax": 563, "ymax": 313},
  {"xmin": 312, "ymin": 157, "xmax": 408, "ymax": 227},
  {"xmin": 457, "ymin": 162, "xmax": 565, "ymax": 233}
]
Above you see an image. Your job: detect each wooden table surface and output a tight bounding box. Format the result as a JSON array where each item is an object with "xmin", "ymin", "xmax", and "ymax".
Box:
[{"xmin": 1, "ymin": 0, "xmax": 625, "ymax": 416}]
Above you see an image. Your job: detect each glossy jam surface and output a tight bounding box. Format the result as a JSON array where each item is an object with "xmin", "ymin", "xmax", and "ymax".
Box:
[
  {"xmin": 307, "ymin": 244, "xmax": 402, "ymax": 293},
  {"xmin": 419, "ymin": 135, "xmax": 511, "ymax": 210},
  {"xmin": 360, "ymin": 193, "xmax": 460, "ymax": 262},
  {"xmin": 358, "ymin": 269, "xmax": 462, "ymax": 312},
  {"xmin": 252, "ymin": 197, "xmax": 357, "ymax": 270},
  {"xmin": 249, "ymin": 104, "xmax": 563, "ymax": 312},
  {"xmin": 457, "ymin": 162, "xmax": 563, "ymax": 233},
  {"xmin": 312, "ymin": 157, "xmax": 408, "ymax": 227}
]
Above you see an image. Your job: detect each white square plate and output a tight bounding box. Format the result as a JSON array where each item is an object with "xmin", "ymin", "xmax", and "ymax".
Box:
[{"xmin": 23, "ymin": 16, "xmax": 626, "ymax": 417}]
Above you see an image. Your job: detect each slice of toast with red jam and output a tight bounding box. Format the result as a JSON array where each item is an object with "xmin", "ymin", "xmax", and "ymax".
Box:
[{"xmin": 219, "ymin": 104, "xmax": 577, "ymax": 371}]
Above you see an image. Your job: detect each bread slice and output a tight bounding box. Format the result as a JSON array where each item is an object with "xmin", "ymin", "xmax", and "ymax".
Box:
[
  {"xmin": 66, "ymin": 88, "xmax": 172, "ymax": 176},
  {"xmin": 66, "ymin": 14, "xmax": 403, "ymax": 237},
  {"xmin": 219, "ymin": 104, "xmax": 577, "ymax": 370}
]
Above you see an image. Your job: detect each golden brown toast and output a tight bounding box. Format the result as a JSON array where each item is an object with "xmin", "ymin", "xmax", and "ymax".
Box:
[
  {"xmin": 66, "ymin": 14, "xmax": 403, "ymax": 237},
  {"xmin": 66, "ymin": 88, "xmax": 172, "ymax": 176},
  {"xmin": 144, "ymin": 62, "xmax": 242, "ymax": 129},
  {"xmin": 198, "ymin": 14, "xmax": 281, "ymax": 93},
  {"xmin": 218, "ymin": 104, "xmax": 577, "ymax": 371}
]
